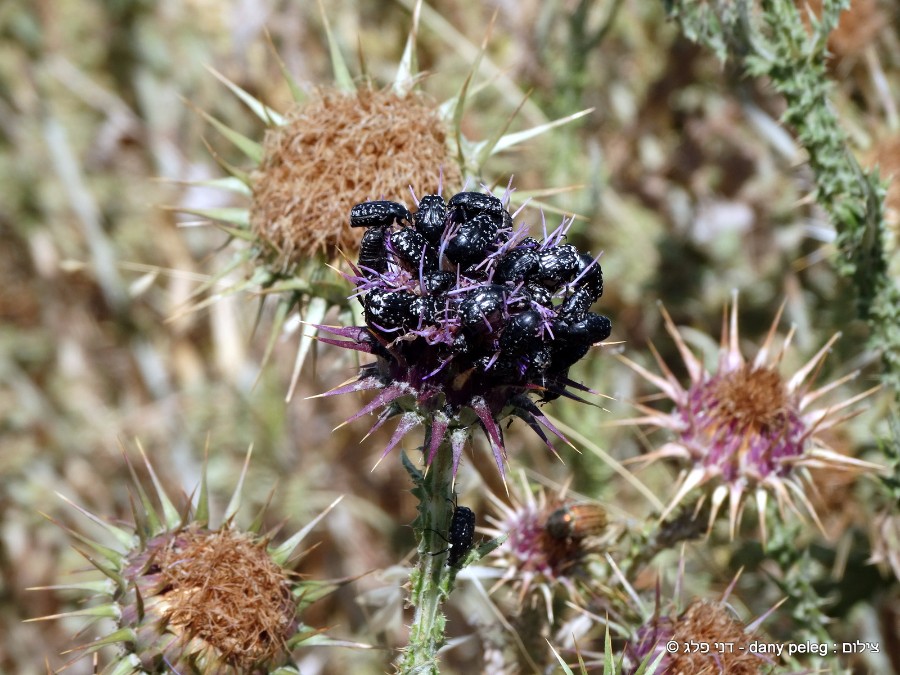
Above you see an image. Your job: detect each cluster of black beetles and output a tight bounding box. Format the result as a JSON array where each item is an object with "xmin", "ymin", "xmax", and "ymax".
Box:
[{"xmin": 349, "ymin": 190, "xmax": 611, "ymax": 403}]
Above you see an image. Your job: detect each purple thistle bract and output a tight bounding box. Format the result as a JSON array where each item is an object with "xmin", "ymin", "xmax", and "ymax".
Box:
[{"xmin": 317, "ymin": 188, "xmax": 611, "ymax": 478}]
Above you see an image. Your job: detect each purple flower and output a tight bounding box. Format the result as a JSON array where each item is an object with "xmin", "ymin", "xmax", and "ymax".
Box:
[
  {"xmin": 317, "ymin": 188, "xmax": 612, "ymax": 477},
  {"xmin": 616, "ymin": 294, "xmax": 881, "ymax": 539}
]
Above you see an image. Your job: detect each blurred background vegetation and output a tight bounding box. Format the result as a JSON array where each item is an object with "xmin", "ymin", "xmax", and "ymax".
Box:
[{"xmin": 1, "ymin": 0, "xmax": 897, "ymax": 672}]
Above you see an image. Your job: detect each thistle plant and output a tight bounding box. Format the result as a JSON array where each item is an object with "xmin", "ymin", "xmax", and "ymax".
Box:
[
  {"xmin": 664, "ymin": 0, "xmax": 900, "ymax": 394},
  {"xmin": 319, "ymin": 187, "xmax": 611, "ymax": 671},
  {"xmin": 182, "ymin": 0, "xmax": 592, "ymax": 398},
  {"xmin": 31, "ymin": 447, "xmax": 343, "ymax": 674}
]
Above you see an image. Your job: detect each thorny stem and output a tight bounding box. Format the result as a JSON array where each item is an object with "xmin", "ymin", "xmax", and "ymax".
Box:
[{"xmin": 400, "ymin": 435, "xmax": 458, "ymax": 674}]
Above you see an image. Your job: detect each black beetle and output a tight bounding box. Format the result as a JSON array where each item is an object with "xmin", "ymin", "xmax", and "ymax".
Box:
[
  {"xmin": 459, "ymin": 284, "xmax": 506, "ymax": 331},
  {"xmin": 389, "ymin": 228, "xmax": 439, "ymax": 273},
  {"xmin": 364, "ymin": 288, "xmax": 422, "ymax": 332},
  {"xmin": 499, "ymin": 309, "xmax": 542, "ymax": 354},
  {"xmin": 573, "ymin": 253, "xmax": 603, "ymax": 298},
  {"xmin": 350, "ymin": 200, "xmax": 411, "ymax": 228},
  {"xmin": 358, "ymin": 226, "xmax": 388, "ymax": 274},
  {"xmin": 534, "ymin": 244, "xmax": 580, "ymax": 288},
  {"xmin": 494, "ymin": 246, "xmax": 539, "ymax": 284},
  {"xmin": 525, "ymin": 345, "xmax": 553, "ymax": 376},
  {"xmin": 566, "ymin": 312, "xmax": 612, "ymax": 345},
  {"xmin": 549, "ymin": 313, "xmax": 611, "ymax": 370},
  {"xmin": 445, "ymin": 212, "xmax": 500, "ymax": 267},
  {"xmin": 558, "ymin": 286, "xmax": 596, "ymax": 321},
  {"xmin": 445, "ymin": 503, "xmax": 476, "ymax": 568},
  {"xmin": 525, "ymin": 282, "xmax": 553, "ymax": 309},
  {"xmin": 448, "ymin": 191, "xmax": 504, "ymax": 219},
  {"xmin": 421, "ymin": 270, "xmax": 456, "ymax": 295},
  {"xmin": 414, "ymin": 194, "xmax": 448, "ymax": 245}
]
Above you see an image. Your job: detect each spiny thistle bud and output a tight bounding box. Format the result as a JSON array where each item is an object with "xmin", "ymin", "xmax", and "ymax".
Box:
[
  {"xmin": 31, "ymin": 448, "xmax": 342, "ymax": 674},
  {"xmin": 318, "ymin": 188, "xmax": 612, "ymax": 478},
  {"xmin": 616, "ymin": 293, "xmax": 880, "ymax": 540}
]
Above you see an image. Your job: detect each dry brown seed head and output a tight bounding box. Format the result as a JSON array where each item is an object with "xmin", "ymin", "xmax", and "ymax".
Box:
[
  {"xmin": 156, "ymin": 528, "xmax": 296, "ymax": 670},
  {"xmin": 250, "ymin": 86, "xmax": 461, "ymax": 267}
]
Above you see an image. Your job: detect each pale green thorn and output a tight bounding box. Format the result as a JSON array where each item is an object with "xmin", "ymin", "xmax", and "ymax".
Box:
[
  {"xmin": 27, "ymin": 603, "xmax": 120, "ymax": 623},
  {"xmin": 488, "ymin": 107, "xmax": 594, "ymax": 156},
  {"xmin": 189, "ymin": 103, "xmax": 264, "ymax": 163},
  {"xmin": 269, "ymin": 495, "xmax": 344, "ymax": 566},
  {"xmin": 264, "ymin": 27, "xmax": 306, "ymax": 104},
  {"xmin": 171, "ymin": 206, "xmax": 250, "ymax": 228},
  {"xmin": 601, "ymin": 624, "xmax": 613, "ymax": 674},
  {"xmin": 256, "ymin": 298, "xmax": 291, "ymax": 388},
  {"xmin": 286, "ymin": 295, "xmax": 330, "ymax": 402},
  {"xmin": 393, "ymin": 0, "xmax": 423, "ymax": 96},
  {"xmin": 156, "ymin": 175, "xmax": 252, "ymax": 196},
  {"xmin": 205, "ymin": 64, "xmax": 285, "ymax": 126},
  {"xmin": 75, "ymin": 548, "xmax": 126, "ymax": 587},
  {"xmin": 316, "ymin": 0, "xmax": 355, "ymax": 93},
  {"xmin": 546, "ymin": 638, "xmax": 576, "ymax": 674},
  {"xmin": 28, "ymin": 580, "xmax": 113, "ymax": 594},
  {"xmin": 223, "ymin": 444, "xmax": 254, "ymax": 523},
  {"xmin": 437, "ymin": 73, "xmax": 500, "ymax": 120},
  {"xmin": 57, "ymin": 527, "xmax": 122, "ymax": 569},
  {"xmin": 121, "ymin": 445, "xmax": 163, "ymax": 537},
  {"xmin": 199, "ymin": 136, "xmax": 253, "ymax": 186},
  {"xmin": 249, "ymin": 485, "xmax": 278, "ymax": 534},
  {"xmin": 53, "ymin": 494, "xmax": 134, "ymax": 550},
  {"xmin": 136, "ymin": 440, "xmax": 181, "ymax": 530},
  {"xmin": 195, "ymin": 442, "xmax": 211, "ymax": 528},
  {"xmin": 473, "ymin": 90, "xmax": 532, "ymax": 173},
  {"xmin": 75, "ymin": 626, "xmax": 138, "ymax": 655},
  {"xmin": 451, "ymin": 14, "xmax": 495, "ymax": 173}
]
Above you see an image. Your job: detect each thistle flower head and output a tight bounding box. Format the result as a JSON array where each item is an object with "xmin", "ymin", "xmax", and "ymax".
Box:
[
  {"xmin": 250, "ymin": 86, "xmax": 458, "ymax": 268},
  {"xmin": 482, "ymin": 474, "xmax": 609, "ymax": 622},
  {"xmin": 617, "ymin": 293, "xmax": 880, "ymax": 539},
  {"xmin": 318, "ymin": 188, "xmax": 611, "ymax": 478},
  {"xmin": 32, "ymin": 446, "xmax": 342, "ymax": 674},
  {"xmin": 625, "ymin": 598, "xmax": 770, "ymax": 674}
]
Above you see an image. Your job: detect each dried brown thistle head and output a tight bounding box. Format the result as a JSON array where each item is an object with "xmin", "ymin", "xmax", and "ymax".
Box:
[{"xmin": 251, "ymin": 86, "xmax": 460, "ymax": 267}]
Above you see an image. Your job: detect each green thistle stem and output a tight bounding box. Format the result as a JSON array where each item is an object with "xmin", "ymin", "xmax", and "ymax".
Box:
[{"xmin": 400, "ymin": 436, "xmax": 459, "ymax": 674}]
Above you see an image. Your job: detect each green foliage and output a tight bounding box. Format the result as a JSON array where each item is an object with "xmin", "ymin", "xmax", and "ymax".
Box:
[{"xmin": 666, "ymin": 0, "xmax": 900, "ymax": 394}]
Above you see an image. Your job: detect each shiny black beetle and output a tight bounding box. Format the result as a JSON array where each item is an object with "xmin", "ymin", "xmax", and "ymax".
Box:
[
  {"xmin": 350, "ymin": 200, "xmax": 411, "ymax": 228},
  {"xmin": 445, "ymin": 503, "xmax": 476, "ymax": 567}
]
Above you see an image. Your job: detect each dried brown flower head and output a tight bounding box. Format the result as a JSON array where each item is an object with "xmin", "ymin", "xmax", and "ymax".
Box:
[
  {"xmin": 143, "ymin": 527, "xmax": 296, "ymax": 670},
  {"xmin": 666, "ymin": 600, "xmax": 768, "ymax": 674},
  {"xmin": 251, "ymin": 87, "xmax": 460, "ymax": 266},
  {"xmin": 32, "ymin": 447, "xmax": 343, "ymax": 674}
]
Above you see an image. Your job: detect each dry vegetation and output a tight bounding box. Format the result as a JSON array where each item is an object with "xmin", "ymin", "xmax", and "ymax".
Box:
[{"xmin": 1, "ymin": 0, "xmax": 898, "ymax": 673}]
